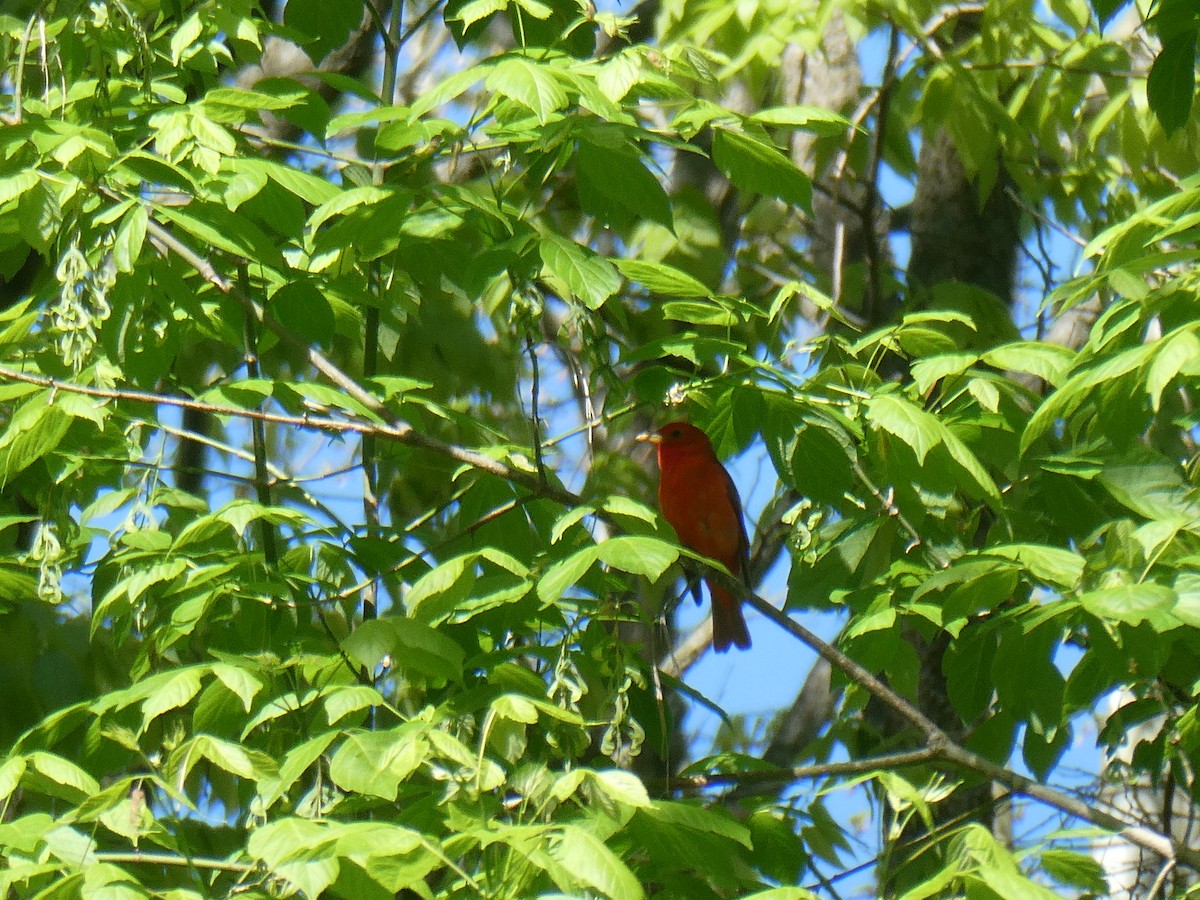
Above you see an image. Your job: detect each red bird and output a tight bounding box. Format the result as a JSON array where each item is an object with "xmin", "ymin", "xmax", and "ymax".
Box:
[{"xmin": 639, "ymin": 422, "xmax": 752, "ymax": 652}]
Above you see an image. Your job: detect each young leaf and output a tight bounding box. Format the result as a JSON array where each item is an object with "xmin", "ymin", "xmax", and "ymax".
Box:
[
  {"xmin": 711, "ymin": 128, "xmax": 811, "ymax": 211},
  {"xmin": 486, "ymin": 56, "xmax": 569, "ymax": 124},
  {"xmin": 539, "ymin": 234, "xmax": 621, "ymax": 309}
]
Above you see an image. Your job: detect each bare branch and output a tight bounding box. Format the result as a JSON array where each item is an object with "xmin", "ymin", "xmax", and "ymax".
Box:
[
  {"xmin": 0, "ymin": 363, "xmax": 580, "ymax": 509},
  {"xmin": 668, "ymin": 747, "xmax": 939, "ymax": 792}
]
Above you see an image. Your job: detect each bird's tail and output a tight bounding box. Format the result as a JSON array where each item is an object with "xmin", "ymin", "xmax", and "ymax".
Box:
[{"xmin": 709, "ymin": 583, "xmax": 751, "ymax": 652}]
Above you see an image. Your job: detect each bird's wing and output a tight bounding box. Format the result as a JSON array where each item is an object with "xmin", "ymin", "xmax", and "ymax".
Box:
[{"xmin": 721, "ymin": 464, "xmax": 752, "ymax": 584}]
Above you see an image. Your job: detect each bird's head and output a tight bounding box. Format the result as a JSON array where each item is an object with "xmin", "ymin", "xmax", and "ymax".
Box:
[{"xmin": 636, "ymin": 421, "xmax": 715, "ymax": 460}]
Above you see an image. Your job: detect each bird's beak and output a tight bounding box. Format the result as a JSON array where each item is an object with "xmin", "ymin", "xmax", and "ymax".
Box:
[{"xmin": 635, "ymin": 431, "xmax": 662, "ymax": 445}]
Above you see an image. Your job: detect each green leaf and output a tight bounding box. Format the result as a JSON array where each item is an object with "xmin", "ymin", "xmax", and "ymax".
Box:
[
  {"xmin": 613, "ymin": 259, "xmax": 711, "ymax": 298},
  {"xmin": 210, "ymin": 664, "xmax": 263, "ymax": 713},
  {"xmin": 307, "ymin": 185, "xmax": 394, "ymax": 232},
  {"xmin": 112, "ymin": 204, "xmax": 148, "ymax": 272},
  {"xmin": 911, "ymin": 352, "xmax": 978, "ymax": 395},
  {"xmin": 404, "ymin": 554, "xmax": 475, "ymax": 622},
  {"xmin": 0, "ymin": 756, "xmax": 25, "ymax": 804},
  {"xmin": 270, "ymin": 280, "xmax": 336, "ymax": 346},
  {"xmin": 327, "ymin": 104, "xmax": 411, "ymax": 138},
  {"xmin": 1147, "ymin": 327, "xmax": 1200, "ymax": 410},
  {"xmin": 247, "ymin": 818, "xmax": 339, "ymax": 898},
  {"xmin": 538, "ymin": 545, "xmax": 599, "ymax": 603},
  {"xmin": 601, "ymin": 496, "xmax": 659, "ymax": 525},
  {"xmin": 455, "ymin": 0, "xmax": 509, "ymax": 28},
  {"xmin": 154, "ymin": 202, "xmax": 286, "ymax": 271},
  {"xmin": 1147, "ymin": 34, "xmax": 1196, "ymax": 134},
  {"xmin": 342, "ymin": 617, "xmax": 465, "ymax": 682},
  {"xmin": 576, "ymin": 138, "xmax": 673, "ymax": 230},
  {"xmin": 0, "ymin": 171, "xmax": 40, "ymax": 206},
  {"xmin": 1098, "ymin": 458, "xmax": 1200, "ymax": 522},
  {"xmin": 868, "ymin": 394, "xmax": 998, "ymax": 498},
  {"xmin": 985, "ymin": 544, "xmax": 1085, "ymax": 589},
  {"xmin": 866, "ymin": 393, "xmax": 940, "ymax": 464},
  {"xmin": 711, "ymin": 128, "xmax": 811, "ymax": 210},
  {"xmin": 328, "ymin": 727, "xmax": 426, "ymax": 800},
  {"xmin": 982, "ymin": 341, "xmax": 1074, "ymax": 386},
  {"xmin": 229, "ymin": 158, "xmax": 340, "ymax": 206},
  {"xmin": 193, "ymin": 734, "xmax": 277, "ymax": 780},
  {"xmin": 1040, "ymin": 848, "xmax": 1108, "ymax": 893},
  {"xmin": 943, "ymin": 627, "xmax": 998, "ymax": 721},
  {"xmin": 26, "ymin": 752, "xmax": 101, "ymax": 803},
  {"xmin": 750, "ymin": 105, "xmax": 849, "ymax": 135},
  {"xmin": 408, "ymin": 61, "xmax": 496, "ymax": 120},
  {"xmin": 332, "ymin": 822, "xmax": 438, "ymax": 891},
  {"xmin": 1078, "ymin": 583, "xmax": 1178, "ymax": 627},
  {"xmin": 140, "ymin": 668, "xmax": 204, "ymax": 731},
  {"xmin": 549, "ymin": 825, "xmax": 644, "ymax": 900},
  {"xmin": 170, "ymin": 13, "xmax": 203, "ymax": 65},
  {"xmin": 539, "ymin": 234, "xmax": 621, "ymax": 309},
  {"xmin": 493, "ymin": 693, "xmax": 539, "ymax": 724},
  {"xmin": 661, "ymin": 300, "xmax": 738, "ymax": 326},
  {"xmin": 597, "ymin": 50, "xmax": 642, "ymax": 102},
  {"xmin": 1022, "ymin": 718, "xmax": 1071, "ymax": 784},
  {"xmin": 1091, "ymin": 0, "xmax": 1129, "ymax": 29},
  {"xmin": 968, "ymin": 377, "xmax": 1000, "ymax": 412},
  {"xmin": 591, "ymin": 769, "xmax": 651, "ymax": 807},
  {"xmin": 324, "ymin": 685, "xmax": 386, "ymax": 725},
  {"xmin": 597, "ymin": 536, "xmax": 678, "ymax": 579},
  {"xmin": 640, "ymin": 800, "xmax": 753, "ymax": 848},
  {"xmin": 1021, "ymin": 343, "xmax": 1154, "ymax": 452},
  {"xmin": 485, "ymin": 56, "xmax": 569, "ymax": 124},
  {"xmin": 257, "ymin": 732, "xmax": 339, "ymax": 810},
  {"xmin": 203, "ymin": 86, "xmax": 306, "ymax": 114},
  {"xmin": 0, "ymin": 392, "xmax": 70, "ymax": 483},
  {"xmin": 283, "ymin": 0, "xmax": 365, "ymax": 61}
]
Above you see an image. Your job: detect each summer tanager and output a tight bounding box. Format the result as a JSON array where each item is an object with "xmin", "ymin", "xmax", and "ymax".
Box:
[{"xmin": 638, "ymin": 422, "xmax": 752, "ymax": 652}]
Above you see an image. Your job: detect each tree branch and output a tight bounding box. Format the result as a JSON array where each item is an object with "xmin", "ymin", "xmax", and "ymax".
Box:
[
  {"xmin": 93, "ymin": 851, "xmax": 253, "ymax": 873},
  {"xmin": 138, "ymin": 209, "xmax": 390, "ymax": 420},
  {"xmin": 700, "ymin": 565, "xmax": 1200, "ymax": 870},
  {"xmin": 668, "ymin": 747, "xmax": 939, "ymax": 792},
  {"xmin": 0, "ymin": 363, "xmax": 581, "ymax": 509}
]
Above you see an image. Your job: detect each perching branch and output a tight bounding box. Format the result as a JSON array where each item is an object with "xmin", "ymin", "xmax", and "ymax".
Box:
[{"xmin": 704, "ymin": 563, "xmax": 1200, "ymax": 871}]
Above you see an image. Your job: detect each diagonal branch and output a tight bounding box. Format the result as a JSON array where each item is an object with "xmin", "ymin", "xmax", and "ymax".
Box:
[
  {"xmin": 668, "ymin": 747, "xmax": 939, "ymax": 792},
  {"xmin": 703, "ymin": 563, "xmax": 1200, "ymax": 870},
  {"xmin": 0, "ymin": 363, "xmax": 581, "ymax": 509},
  {"xmin": 137, "ymin": 208, "xmax": 389, "ymax": 420}
]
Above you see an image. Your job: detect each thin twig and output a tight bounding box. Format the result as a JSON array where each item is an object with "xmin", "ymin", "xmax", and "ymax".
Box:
[
  {"xmin": 1148, "ymin": 858, "xmax": 1177, "ymax": 899},
  {"xmin": 13, "ymin": 12, "xmax": 38, "ymax": 125},
  {"xmin": 397, "ymin": 0, "xmax": 444, "ymax": 51},
  {"xmin": 0, "ymin": 363, "xmax": 581, "ymax": 508},
  {"xmin": 667, "ymin": 747, "xmax": 939, "ymax": 791},
  {"xmin": 380, "ymin": 0, "xmax": 404, "ymax": 106},
  {"xmin": 527, "ymin": 333, "xmax": 547, "ymax": 486},
  {"xmin": 239, "ymin": 266, "xmax": 279, "ymax": 570},
  {"xmin": 93, "ymin": 852, "xmax": 253, "ymax": 873},
  {"xmin": 830, "ymin": 4, "xmax": 986, "ymax": 184},
  {"xmin": 129, "ymin": 200, "xmax": 389, "ymax": 420},
  {"xmin": 861, "ymin": 25, "xmax": 899, "ymax": 322}
]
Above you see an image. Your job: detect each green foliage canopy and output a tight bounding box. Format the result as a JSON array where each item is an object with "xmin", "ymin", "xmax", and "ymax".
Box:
[{"xmin": 0, "ymin": 0, "xmax": 1199, "ymax": 896}]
